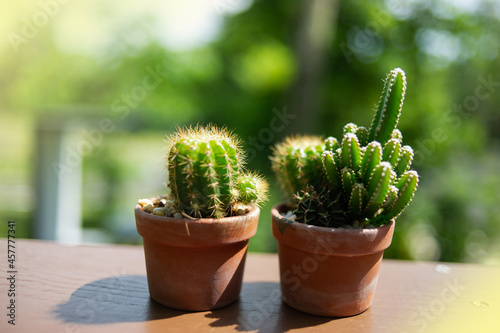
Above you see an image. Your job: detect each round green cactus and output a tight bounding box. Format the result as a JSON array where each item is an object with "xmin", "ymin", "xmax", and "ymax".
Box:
[
  {"xmin": 236, "ymin": 172, "xmax": 269, "ymax": 206},
  {"xmin": 294, "ymin": 185, "xmax": 345, "ymax": 228},
  {"xmin": 167, "ymin": 125, "xmax": 268, "ymax": 218},
  {"xmin": 270, "ymin": 135, "xmax": 325, "ymax": 202}
]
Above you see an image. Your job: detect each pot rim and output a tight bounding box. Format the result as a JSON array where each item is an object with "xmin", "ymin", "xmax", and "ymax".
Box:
[
  {"xmin": 135, "ymin": 200, "xmax": 260, "ymax": 247},
  {"xmin": 271, "ymin": 202, "xmax": 395, "ymax": 256}
]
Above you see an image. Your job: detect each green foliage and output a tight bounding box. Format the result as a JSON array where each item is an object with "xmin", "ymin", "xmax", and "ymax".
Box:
[
  {"xmin": 271, "ymin": 68, "xmax": 419, "ymax": 227},
  {"xmin": 167, "ymin": 125, "xmax": 268, "ymax": 218}
]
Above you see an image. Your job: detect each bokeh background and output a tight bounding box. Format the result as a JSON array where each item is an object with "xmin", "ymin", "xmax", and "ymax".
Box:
[{"xmin": 1, "ymin": 0, "xmax": 499, "ymax": 264}]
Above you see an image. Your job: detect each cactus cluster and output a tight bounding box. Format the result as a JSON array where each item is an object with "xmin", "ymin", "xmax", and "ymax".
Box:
[
  {"xmin": 271, "ymin": 68, "xmax": 419, "ymax": 227},
  {"xmin": 166, "ymin": 125, "xmax": 268, "ymax": 219}
]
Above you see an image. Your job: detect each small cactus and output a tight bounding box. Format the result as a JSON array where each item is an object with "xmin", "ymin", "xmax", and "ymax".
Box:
[
  {"xmin": 293, "ymin": 185, "xmax": 345, "ymax": 228},
  {"xmin": 166, "ymin": 125, "xmax": 268, "ymax": 218},
  {"xmin": 270, "ymin": 135, "xmax": 325, "ymax": 202},
  {"xmin": 271, "ymin": 68, "xmax": 419, "ymax": 227},
  {"xmin": 236, "ymin": 172, "xmax": 269, "ymax": 206}
]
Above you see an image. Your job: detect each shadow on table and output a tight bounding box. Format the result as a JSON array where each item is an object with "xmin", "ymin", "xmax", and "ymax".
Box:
[
  {"xmin": 53, "ymin": 275, "xmax": 188, "ymax": 324},
  {"xmin": 54, "ymin": 277, "xmax": 335, "ymax": 330},
  {"xmin": 206, "ymin": 282, "xmax": 335, "ymax": 332}
]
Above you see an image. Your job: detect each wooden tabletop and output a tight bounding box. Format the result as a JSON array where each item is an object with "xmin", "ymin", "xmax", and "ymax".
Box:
[{"xmin": 1, "ymin": 239, "xmax": 499, "ymax": 333}]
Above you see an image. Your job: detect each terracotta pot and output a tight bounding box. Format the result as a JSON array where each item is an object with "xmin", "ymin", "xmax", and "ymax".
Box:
[
  {"xmin": 271, "ymin": 202, "xmax": 395, "ymax": 317},
  {"xmin": 135, "ymin": 203, "xmax": 259, "ymax": 311}
]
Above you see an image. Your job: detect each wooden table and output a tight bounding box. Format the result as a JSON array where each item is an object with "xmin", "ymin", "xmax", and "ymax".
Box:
[{"xmin": 1, "ymin": 239, "xmax": 499, "ymax": 332}]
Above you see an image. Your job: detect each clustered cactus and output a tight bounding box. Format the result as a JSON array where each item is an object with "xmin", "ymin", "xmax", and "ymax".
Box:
[
  {"xmin": 140, "ymin": 125, "xmax": 268, "ymax": 219},
  {"xmin": 271, "ymin": 68, "xmax": 419, "ymax": 228}
]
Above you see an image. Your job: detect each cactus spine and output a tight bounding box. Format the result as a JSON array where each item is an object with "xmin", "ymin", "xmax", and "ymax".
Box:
[
  {"xmin": 167, "ymin": 125, "xmax": 268, "ymax": 218},
  {"xmin": 271, "ymin": 68, "xmax": 419, "ymax": 228}
]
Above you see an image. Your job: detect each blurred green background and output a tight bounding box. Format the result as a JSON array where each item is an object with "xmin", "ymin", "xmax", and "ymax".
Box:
[{"xmin": 1, "ymin": 0, "xmax": 499, "ymax": 264}]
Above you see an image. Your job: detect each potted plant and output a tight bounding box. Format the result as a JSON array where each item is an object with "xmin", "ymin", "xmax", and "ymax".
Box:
[
  {"xmin": 135, "ymin": 125, "xmax": 268, "ymax": 311},
  {"xmin": 270, "ymin": 68, "xmax": 419, "ymax": 317}
]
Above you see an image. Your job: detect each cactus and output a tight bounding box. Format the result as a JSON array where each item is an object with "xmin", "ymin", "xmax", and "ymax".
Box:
[
  {"xmin": 324, "ymin": 136, "xmax": 340, "ymax": 152},
  {"xmin": 322, "ymin": 150, "xmax": 342, "ymax": 189},
  {"xmin": 341, "ymin": 133, "xmax": 362, "ymax": 172},
  {"xmin": 270, "ymin": 135, "xmax": 325, "ymax": 202},
  {"xmin": 368, "ymin": 68, "xmax": 407, "ymax": 146},
  {"xmin": 236, "ymin": 172, "xmax": 269, "ymax": 206},
  {"xmin": 166, "ymin": 125, "xmax": 268, "ymax": 218},
  {"xmin": 384, "ymin": 170, "xmax": 419, "ymax": 220},
  {"xmin": 356, "ymin": 126, "xmax": 369, "ymax": 146},
  {"xmin": 271, "ymin": 68, "xmax": 419, "ymax": 228},
  {"xmin": 395, "ymin": 145, "xmax": 414, "ymax": 177},
  {"xmin": 294, "ymin": 185, "xmax": 346, "ymax": 228}
]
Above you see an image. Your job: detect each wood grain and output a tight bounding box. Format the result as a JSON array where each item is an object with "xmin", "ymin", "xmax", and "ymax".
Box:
[{"xmin": 0, "ymin": 239, "xmax": 499, "ymax": 332}]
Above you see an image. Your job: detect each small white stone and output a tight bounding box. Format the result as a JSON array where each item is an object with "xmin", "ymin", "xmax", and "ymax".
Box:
[
  {"xmin": 153, "ymin": 208, "xmax": 165, "ymax": 216},
  {"xmin": 138, "ymin": 198, "xmax": 153, "ymax": 207},
  {"xmin": 174, "ymin": 213, "xmax": 183, "ymax": 219},
  {"xmin": 281, "ymin": 211, "xmax": 296, "ymax": 220}
]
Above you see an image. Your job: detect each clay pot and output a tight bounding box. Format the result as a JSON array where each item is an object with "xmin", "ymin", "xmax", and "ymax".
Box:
[
  {"xmin": 271, "ymin": 202, "xmax": 395, "ymax": 317},
  {"xmin": 135, "ymin": 203, "xmax": 259, "ymax": 311}
]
